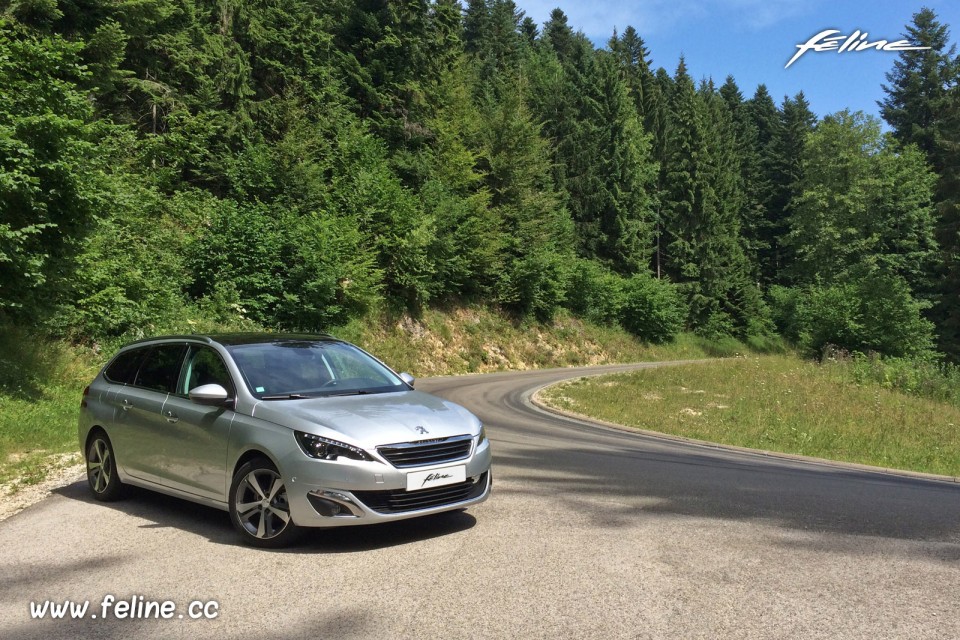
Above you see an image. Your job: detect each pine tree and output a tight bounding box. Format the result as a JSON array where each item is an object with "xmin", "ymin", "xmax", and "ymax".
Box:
[
  {"xmin": 662, "ymin": 57, "xmax": 702, "ymax": 284},
  {"xmin": 480, "ymin": 79, "xmax": 575, "ymax": 319},
  {"xmin": 879, "ymin": 7, "xmax": 960, "ymax": 170},
  {"xmin": 609, "ymin": 26, "xmax": 654, "ymax": 123},
  {"xmin": 328, "ymin": 0, "xmax": 462, "ymax": 155},
  {"xmin": 765, "ymin": 92, "xmax": 816, "ymax": 284},
  {"xmin": 649, "ymin": 67, "xmax": 672, "ymax": 278},
  {"xmin": 698, "ymin": 80, "xmax": 761, "ymax": 335},
  {"xmin": 465, "ymin": 0, "xmax": 526, "ymax": 84},
  {"xmin": 739, "ymin": 85, "xmax": 781, "ymax": 279},
  {"xmin": 542, "ymin": 8, "xmax": 575, "ymax": 63},
  {"xmin": 659, "ymin": 64, "xmax": 766, "ymax": 335},
  {"xmin": 719, "ymin": 76, "xmax": 761, "ymax": 273},
  {"xmin": 934, "ymin": 89, "xmax": 960, "ymax": 361},
  {"xmin": 463, "ymin": 0, "xmax": 489, "ymax": 55},
  {"xmin": 591, "ymin": 51, "xmax": 657, "ymax": 273}
]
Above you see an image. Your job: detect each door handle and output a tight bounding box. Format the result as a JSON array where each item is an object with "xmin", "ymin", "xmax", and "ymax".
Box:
[
  {"xmin": 121, "ymin": 399, "xmax": 133, "ymax": 412},
  {"xmin": 165, "ymin": 410, "xmax": 179, "ymax": 424}
]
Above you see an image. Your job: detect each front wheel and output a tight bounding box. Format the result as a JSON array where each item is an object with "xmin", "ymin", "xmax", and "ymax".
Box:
[
  {"xmin": 229, "ymin": 458, "xmax": 301, "ymax": 548},
  {"xmin": 86, "ymin": 431, "xmax": 124, "ymax": 501}
]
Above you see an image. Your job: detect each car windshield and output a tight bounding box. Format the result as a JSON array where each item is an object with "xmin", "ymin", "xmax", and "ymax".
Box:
[{"xmin": 227, "ymin": 341, "xmax": 406, "ymax": 399}]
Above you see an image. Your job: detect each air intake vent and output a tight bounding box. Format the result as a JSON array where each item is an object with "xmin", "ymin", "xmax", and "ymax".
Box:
[{"xmin": 353, "ymin": 473, "xmax": 488, "ymax": 513}]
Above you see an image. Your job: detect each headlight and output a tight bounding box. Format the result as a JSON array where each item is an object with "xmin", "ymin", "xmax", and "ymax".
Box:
[
  {"xmin": 295, "ymin": 431, "xmax": 373, "ymax": 461},
  {"xmin": 477, "ymin": 425, "xmax": 487, "ymax": 445}
]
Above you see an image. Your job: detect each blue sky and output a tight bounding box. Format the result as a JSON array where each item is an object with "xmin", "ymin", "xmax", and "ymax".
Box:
[{"xmin": 516, "ymin": 1, "xmax": 960, "ymax": 120}]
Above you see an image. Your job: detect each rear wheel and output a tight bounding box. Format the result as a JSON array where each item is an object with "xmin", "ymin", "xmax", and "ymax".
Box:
[
  {"xmin": 229, "ymin": 458, "xmax": 301, "ymax": 548},
  {"xmin": 86, "ymin": 431, "xmax": 123, "ymax": 501}
]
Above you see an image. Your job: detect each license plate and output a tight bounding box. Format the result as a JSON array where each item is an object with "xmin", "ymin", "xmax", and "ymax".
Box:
[{"xmin": 406, "ymin": 465, "xmax": 466, "ymax": 491}]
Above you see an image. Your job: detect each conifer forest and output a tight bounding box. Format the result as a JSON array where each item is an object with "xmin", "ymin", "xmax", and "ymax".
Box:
[{"xmin": 3, "ymin": 1, "xmax": 960, "ymax": 365}]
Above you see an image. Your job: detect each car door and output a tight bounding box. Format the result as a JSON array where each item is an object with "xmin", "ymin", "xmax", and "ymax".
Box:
[
  {"xmin": 154, "ymin": 345, "xmax": 236, "ymax": 501},
  {"xmin": 113, "ymin": 343, "xmax": 188, "ymax": 485}
]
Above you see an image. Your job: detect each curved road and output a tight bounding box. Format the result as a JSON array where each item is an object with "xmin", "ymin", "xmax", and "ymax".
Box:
[{"xmin": 2, "ymin": 361, "xmax": 959, "ymax": 639}]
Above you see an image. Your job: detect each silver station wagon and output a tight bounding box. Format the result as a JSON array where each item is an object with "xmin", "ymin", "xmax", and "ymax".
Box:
[{"xmin": 78, "ymin": 334, "xmax": 492, "ymax": 547}]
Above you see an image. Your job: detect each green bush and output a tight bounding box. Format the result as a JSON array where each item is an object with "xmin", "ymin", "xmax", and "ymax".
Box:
[
  {"xmin": 844, "ymin": 353, "xmax": 960, "ymax": 405},
  {"xmin": 786, "ymin": 270, "xmax": 935, "ymax": 358},
  {"xmin": 565, "ymin": 260, "xmax": 625, "ymax": 325},
  {"xmin": 49, "ymin": 175, "xmax": 192, "ymax": 340},
  {"xmin": 188, "ymin": 200, "xmax": 382, "ymax": 331},
  {"xmin": 619, "ymin": 274, "xmax": 686, "ymax": 343},
  {"xmin": 768, "ymin": 285, "xmax": 803, "ymax": 343},
  {"xmin": 499, "ymin": 248, "xmax": 571, "ymax": 322}
]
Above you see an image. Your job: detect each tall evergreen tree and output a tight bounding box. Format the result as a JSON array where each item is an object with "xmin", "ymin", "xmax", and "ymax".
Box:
[
  {"xmin": 879, "ymin": 7, "xmax": 959, "ymax": 170},
  {"xmin": 719, "ymin": 76, "xmax": 761, "ymax": 270},
  {"xmin": 328, "ymin": 0, "xmax": 461, "ymax": 156},
  {"xmin": 480, "ymin": 78, "xmax": 574, "ymax": 319},
  {"xmin": 463, "ymin": 0, "xmax": 526, "ymax": 85},
  {"xmin": 463, "ymin": 0, "xmax": 488, "ymax": 55},
  {"xmin": 649, "ymin": 67, "xmax": 672, "ymax": 278},
  {"xmin": 764, "ymin": 92, "xmax": 816, "ymax": 284},
  {"xmin": 542, "ymin": 7, "xmax": 575, "ymax": 63},
  {"xmin": 609, "ymin": 26, "xmax": 654, "ymax": 123},
  {"xmin": 660, "ymin": 64, "xmax": 765, "ymax": 335},
  {"xmin": 739, "ymin": 84, "xmax": 781, "ymax": 279},
  {"xmin": 662, "ymin": 57, "xmax": 702, "ymax": 284},
  {"xmin": 589, "ymin": 51, "xmax": 657, "ymax": 273},
  {"xmin": 934, "ymin": 89, "xmax": 960, "ymax": 361}
]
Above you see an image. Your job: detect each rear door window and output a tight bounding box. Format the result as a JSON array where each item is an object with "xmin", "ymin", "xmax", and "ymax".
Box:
[
  {"xmin": 104, "ymin": 348, "xmax": 148, "ymax": 384},
  {"xmin": 133, "ymin": 344, "xmax": 187, "ymax": 394}
]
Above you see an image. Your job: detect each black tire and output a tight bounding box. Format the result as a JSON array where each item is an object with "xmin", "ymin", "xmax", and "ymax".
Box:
[
  {"xmin": 228, "ymin": 457, "xmax": 301, "ymax": 548},
  {"xmin": 85, "ymin": 431, "xmax": 124, "ymax": 501}
]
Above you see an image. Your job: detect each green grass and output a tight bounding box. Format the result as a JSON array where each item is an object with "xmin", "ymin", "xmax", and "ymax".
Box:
[
  {"xmin": 540, "ymin": 355, "xmax": 960, "ymax": 477},
  {"xmin": 0, "ymin": 326, "xmax": 100, "ymax": 486}
]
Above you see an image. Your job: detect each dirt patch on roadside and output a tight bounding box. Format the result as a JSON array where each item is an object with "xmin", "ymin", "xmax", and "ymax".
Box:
[{"xmin": 0, "ymin": 453, "xmax": 85, "ymax": 523}]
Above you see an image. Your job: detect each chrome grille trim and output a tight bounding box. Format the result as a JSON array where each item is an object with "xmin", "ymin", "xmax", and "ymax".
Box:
[{"xmin": 377, "ymin": 434, "xmax": 474, "ymax": 468}]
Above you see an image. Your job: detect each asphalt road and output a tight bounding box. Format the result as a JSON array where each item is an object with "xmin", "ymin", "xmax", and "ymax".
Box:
[{"xmin": 2, "ymin": 361, "xmax": 960, "ymax": 639}]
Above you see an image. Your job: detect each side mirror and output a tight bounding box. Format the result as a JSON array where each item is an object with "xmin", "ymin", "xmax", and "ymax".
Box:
[
  {"xmin": 399, "ymin": 372, "xmax": 416, "ymax": 388},
  {"xmin": 189, "ymin": 383, "xmax": 231, "ymax": 406}
]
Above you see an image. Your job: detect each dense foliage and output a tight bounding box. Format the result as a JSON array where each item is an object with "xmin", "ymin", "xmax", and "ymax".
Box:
[{"xmin": 1, "ymin": 2, "xmax": 958, "ymax": 363}]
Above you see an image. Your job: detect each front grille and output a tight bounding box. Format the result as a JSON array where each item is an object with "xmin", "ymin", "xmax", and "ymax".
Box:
[
  {"xmin": 377, "ymin": 434, "xmax": 473, "ymax": 468},
  {"xmin": 352, "ymin": 472, "xmax": 488, "ymax": 514}
]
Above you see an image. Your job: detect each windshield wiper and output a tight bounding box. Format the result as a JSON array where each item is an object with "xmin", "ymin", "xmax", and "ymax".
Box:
[
  {"xmin": 260, "ymin": 393, "xmax": 312, "ymax": 400},
  {"xmin": 327, "ymin": 390, "xmax": 371, "ymax": 397}
]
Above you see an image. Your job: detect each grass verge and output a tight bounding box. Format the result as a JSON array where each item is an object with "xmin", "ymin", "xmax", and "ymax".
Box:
[
  {"xmin": 539, "ymin": 355, "xmax": 960, "ymax": 478},
  {"xmin": 0, "ymin": 326, "xmax": 100, "ymax": 486}
]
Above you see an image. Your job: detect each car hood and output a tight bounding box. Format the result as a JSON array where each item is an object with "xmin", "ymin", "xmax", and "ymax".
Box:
[{"xmin": 249, "ymin": 389, "xmax": 479, "ymax": 447}]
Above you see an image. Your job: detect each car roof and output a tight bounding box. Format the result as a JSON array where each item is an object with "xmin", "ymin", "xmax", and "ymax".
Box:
[{"xmin": 121, "ymin": 333, "xmax": 339, "ymax": 348}]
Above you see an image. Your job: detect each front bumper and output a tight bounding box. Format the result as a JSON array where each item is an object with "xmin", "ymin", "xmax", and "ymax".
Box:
[{"xmin": 283, "ymin": 439, "xmax": 492, "ymax": 527}]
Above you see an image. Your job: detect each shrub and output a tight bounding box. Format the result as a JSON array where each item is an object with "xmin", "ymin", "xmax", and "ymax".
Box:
[
  {"xmin": 619, "ymin": 274, "xmax": 686, "ymax": 343},
  {"xmin": 787, "ymin": 270, "xmax": 935, "ymax": 358},
  {"xmin": 768, "ymin": 285, "xmax": 803, "ymax": 343},
  {"xmin": 188, "ymin": 200, "xmax": 382, "ymax": 331},
  {"xmin": 565, "ymin": 260, "xmax": 625, "ymax": 325},
  {"xmin": 499, "ymin": 248, "xmax": 571, "ymax": 322}
]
